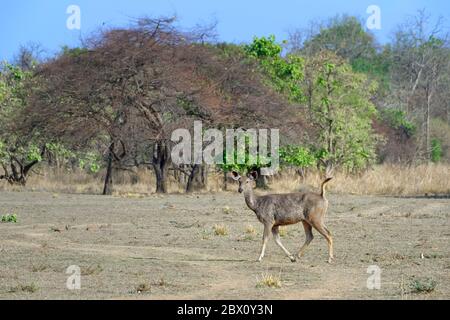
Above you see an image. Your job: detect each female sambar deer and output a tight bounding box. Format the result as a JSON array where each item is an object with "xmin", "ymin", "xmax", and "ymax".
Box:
[{"xmin": 231, "ymin": 171, "xmax": 334, "ymax": 263}]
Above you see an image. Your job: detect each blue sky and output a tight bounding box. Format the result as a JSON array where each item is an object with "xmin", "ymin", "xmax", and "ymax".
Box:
[{"xmin": 1, "ymin": 1, "xmax": 448, "ymax": 61}]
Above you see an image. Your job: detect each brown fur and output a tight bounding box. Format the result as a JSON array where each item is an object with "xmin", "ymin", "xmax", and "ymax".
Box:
[{"xmin": 232, "ymin": 171, "xmax": 334, "ymax": 263}]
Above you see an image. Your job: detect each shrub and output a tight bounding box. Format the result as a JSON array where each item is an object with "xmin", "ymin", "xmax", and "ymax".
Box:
[
  {"xmin": 213, "ymin": 224, "xmax": 228, "ymax": 236},
  {"xmin": 279, "ymin": 145, "xmax": 316, "ymax": 169},
  {"xmin": 431, "ymin": 138, "xmax": 442, "ymax": 163},
  {"xmin": 408, "ymin": 278, "xmax": 437, "ymax": 294},
  {"xmin": 382, "ymin": 108, "xmax": 416, "ymax": 137},
  {"xmin": 257, "ymin": 273, "xmax": 282, "ymax": 288},
  {"xmin": 1, "ymin": 213, "xmax": 17, "ymax": 223}
]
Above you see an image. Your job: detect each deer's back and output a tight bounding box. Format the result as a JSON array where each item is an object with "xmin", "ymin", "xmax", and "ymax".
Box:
[{"xmin": 255, "ymin": 192, "xmax": 323, "ymax": 226}]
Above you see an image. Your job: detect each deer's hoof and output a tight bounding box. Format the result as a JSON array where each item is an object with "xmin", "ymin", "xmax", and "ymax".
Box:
[
  {"xmin": 327, "ymin": 257, "xmax": 335, "ymax": 264},
  {"xmin": 289, "ymin": 256, "xmax": 297, "ymax": 263}
]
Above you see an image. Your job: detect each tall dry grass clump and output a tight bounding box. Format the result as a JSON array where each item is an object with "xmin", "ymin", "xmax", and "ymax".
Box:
[
  {"xmin": 0, "ymin": 166, "xmax": 224, "ymax": 195},
  {"xmin": 0, "ymin": 164, "xmax": 449, "ymax": 196},
  {"xmin": 269, "ymin": 164, "xmax": 450, "ymax": 196}
]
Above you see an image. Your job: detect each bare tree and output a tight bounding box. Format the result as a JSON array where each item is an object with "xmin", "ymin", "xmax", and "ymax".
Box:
[
  {"xmin": 390, "ymin": 10, "xmax": 449, "ymax": 160},
  {"xmin": 22, "ymin": 17, "xmax": 306, "ymax": 194},
  {"xmin": 13, "ymin": 42, "xmax": 45, "ymax": 70}
]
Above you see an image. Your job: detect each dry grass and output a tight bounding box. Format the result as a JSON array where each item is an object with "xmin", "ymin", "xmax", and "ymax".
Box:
[
  {"xmin": 278, "ymin": 227, "xmax": 288, "ymax": 237},
  {"xmin": 31, "ymin": 264, "xmax": 48, "ymax": 272},
  {"xmin": 222, "ymin": 206, "xmax": 232, "ymax": 214},
  {"xmin": 81, "ymin": 264, "xmax": 103, "ymax": 276},
  {"xmin": 135, "ymin": 283, "xmax": 151, "ymax": 294},
  {"xmin": 407, "ymin": 277, "xmax": 437, "ymax": 294},
  {"xmin": 256, "ymin": 273, "xmax": 282, "ymax": 288},
  {"xmin": 1, "ymin": 164, "xmax": 449, "ymax": 196},
  {"xmin": 9, "ymin": 283, "xmax": 38, "ymax": 293},
  {"xmin": 245, "ymin": 224, "xmax": 257, "ymax": 235},
  {"xmin": 213, "ymin": 224, "xmax": 229, "ymax": 236},
  {"xmin": 269, "ymin": 164, "xmax": 450, "ymax": 196}
]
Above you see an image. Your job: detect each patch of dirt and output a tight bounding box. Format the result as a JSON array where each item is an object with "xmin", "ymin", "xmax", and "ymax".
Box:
[{"xmin": 0, "ymin": 191, "xmax": 448, "ymax": 299}]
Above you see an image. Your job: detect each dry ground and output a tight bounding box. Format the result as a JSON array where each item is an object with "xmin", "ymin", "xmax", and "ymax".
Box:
[{"xmin": 0, "ymin": 191, "xmax": 448, "ymax": 299}]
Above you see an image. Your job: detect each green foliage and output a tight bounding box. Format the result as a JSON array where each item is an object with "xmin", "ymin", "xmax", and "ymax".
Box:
[
  {"xmin": 304, "ymin": 52, "xmax": 380, "ymax": 171},
  {"xmin": 45, "ymin": 142, "xmax": 75, "ymax": 161},
  {"xmin": 430, "ymin": 118, "xmax": 450, "ymax": 161},
  {"xmin": 245, "ymin": 35, "xmax": 282, "ymax": 58},
  {"xmin": 0, "ymin": 140, "xmax": 7, "ymax": 162},
  {"xmin": 44, "ymin": 142, "xmax": 101, "ymax": 173},
  {"xmin": 351, "ymin": 46, "xmax": 391, "ymax": 92},
  {"xmin": 245, "ymin": 36, "xmax": 305, "ymax": 102},
  {"xmin": 408, "ymin": 277, "xmax": 437, "ymax": 294},
  {"xmin": 246, "ymin": 36, "xmax": 380, "ymax": 172},
  {"xmin": 431, "ymin": 138, "xmax": 442, "ymax": 163},
  {"xmin": 381, "ymin": 108, "xmax": 416, "ymax": 137},
  {"xmin": 301, "ymin": 15, "xmax": 391, "ymax": 96},
  {"xmin": 0, "ymin": 62, "xmax": 44, "ymax": 176},
  {"xmin": 302, "ymin": 15, "xmax": 376, "ymax": 61},
  {"xmin": 78, "ymin": 151, "xmax": 102, "ymax": 173},
  {"xmin": 217, "ymin": 133, "xmax": 270, "ymax": 174},
  {"xmin": 0, "ymin": 62, "xmax": 31, "ymax": 117},
  {"xmin": 60, "ymin": 46, "xmax": 89, "ymax": 57},
  {"xmin": 0, "ymin": 139, "xmax": 42, "ymax": 166},
  {"xmin": 26, "ymin": 144, "xmax": 43, "ymax": 162},
  {"xmin": 1, "ymin": 213, "xmax": 17, "ymax": 223},
  {"xmin": 279, "ymin": 145, "xmax": 316, "ymax": 168}
]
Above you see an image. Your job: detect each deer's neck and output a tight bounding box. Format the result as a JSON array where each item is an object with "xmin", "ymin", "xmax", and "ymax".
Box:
[{"xmin": 244, "ymin": 188, "xmax": 257, "ymax": 211}]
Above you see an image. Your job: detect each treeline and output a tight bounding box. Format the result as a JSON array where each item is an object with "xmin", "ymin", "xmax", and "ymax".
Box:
[{"xmin": 0, "ymin": 12, "xmax": 449, "ymax": 194}]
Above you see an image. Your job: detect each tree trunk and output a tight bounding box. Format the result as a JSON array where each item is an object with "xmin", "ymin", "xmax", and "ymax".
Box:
[
  {"xmin": 154, "ymin": 165, "xmax": 167, "ymax": 193},
  {"xmin": 296, "ymin": 167, "xmax": 306, "ymax": 180},
  {"xmin": 223, "ymin": 170, "xmax": 228, "ymax": 191},
  {"xmin": 152, "ymin": 141, "xmax": 170, "ymax": 193},
  {"xmin": 201, "ymin": 164, "xmax": 208, "ymax": 186},
  {"xmin": 425, "ymin": 89, "xmax": 431, "ymax": 160},
  {"xmin": 0, "ymin": 147, "xmax": 45, "ymax": 186},
  {"xmin": 255, "ymin": 167, "xmax": 268, "ymax": 189},
  {"xmin": 186, "ymin": 164, "xmax": 207, "ymax": 193},
  {"xmin": 103, "ymin": 143, "xmax": 114, "ymax": 195}
]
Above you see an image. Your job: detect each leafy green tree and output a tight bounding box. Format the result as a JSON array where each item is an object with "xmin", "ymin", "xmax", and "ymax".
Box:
[
  {"xmin": 300, "ymin": 15, "xmax": 377, "ymax": 64},
  {"xmin": 279, "ymin": 145, "xmax": 316, "ymax": 177},
  {"xmin": 302, "ymin": 51, "xmax": 380, "ymax": 171},
  {"xmin": 291, "ymin": 15, "xmax": 391, "ymax": 95},
  {"xmin": 245, "ymin": 36, "xmax": 380, "ymax": 172},
  {"xmin": 245, "ymin": 35, "xmax": 305, "ymax": 103},
  {"xmin": 0, "ymin": 62, "xmax": 45, "ymax": 185},
  {"xmin": 351, "ymin": 45, "xmax": 392, "ymax": 94}
]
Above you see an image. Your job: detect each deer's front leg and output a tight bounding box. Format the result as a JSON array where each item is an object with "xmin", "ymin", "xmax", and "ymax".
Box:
[
  {"xmin": 272, "ymin": 225, "xmax": 296, "ymax": 262},
  {"xmin": 258, "ymin": 224, "xmax": 271, "ymax": 262}
]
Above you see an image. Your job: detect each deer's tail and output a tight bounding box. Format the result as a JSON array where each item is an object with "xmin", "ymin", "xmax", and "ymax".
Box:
[{"xmin": 320, "ymin": 177, "xmax": 333, "ymax": 198}]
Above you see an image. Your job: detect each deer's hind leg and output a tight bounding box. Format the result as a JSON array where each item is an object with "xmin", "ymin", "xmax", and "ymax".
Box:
[
  {"xmin": 297, "ymin": 220, "xmax": 314, "ymax": 258},
  {"xmin": 310, "ymin": 220, "xmax": 334, "ymax": 263}
]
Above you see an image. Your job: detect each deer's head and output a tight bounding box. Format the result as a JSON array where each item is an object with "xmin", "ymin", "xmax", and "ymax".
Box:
[{"xmin": 230, "ymin": 171, "xmax": 258, "ymax": 193}]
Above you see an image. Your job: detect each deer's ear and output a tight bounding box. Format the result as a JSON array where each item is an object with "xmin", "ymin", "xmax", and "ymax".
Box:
[
  {"xmin": 230, "ymin": 171, "xmax": 241, "ymax": 181},
  {"xmin": 248, "ymin": 171, "xmax": 258, "ymax": 181}
]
